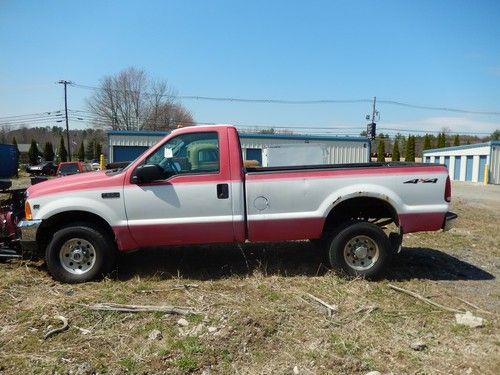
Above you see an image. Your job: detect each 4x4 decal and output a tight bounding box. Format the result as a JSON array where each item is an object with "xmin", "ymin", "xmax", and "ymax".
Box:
[{"xmin": 404, "ymin": 178, "xmax": 438, "ymax": 184}]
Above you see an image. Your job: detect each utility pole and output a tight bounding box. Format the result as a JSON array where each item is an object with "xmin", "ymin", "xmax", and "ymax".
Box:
[
  {"xmin": 58, "ymin": 80, "xmax": 73, "ymax": 160},
  {"xmin": 366, "ymin": 96, "xmax": 378, "ymax": 140},
  {"xmin": 371, "ymin": 96, "xmax": 377, "ymax": 125}
]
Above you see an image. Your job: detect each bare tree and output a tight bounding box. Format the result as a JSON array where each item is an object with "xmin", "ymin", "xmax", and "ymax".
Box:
[
  {"xmin": 87, "ymin": 67, "xmax": 193, "ymax": 131},
  {"xmin": 143, "ymin": 103, "xmax": 194, "ymax": 131}
]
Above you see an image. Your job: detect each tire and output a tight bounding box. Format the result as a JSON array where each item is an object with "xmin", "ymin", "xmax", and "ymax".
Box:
[
  {"xmin": 45, "ymin": 223, "xmax": 116, "ymax": 283},
  {"xmin": 389, "ymin": 232, "xmax": 403, "ymax": 255},
  {"xmin": 327, "ymin": 221, "xmax": 391, "ymax": 279}
]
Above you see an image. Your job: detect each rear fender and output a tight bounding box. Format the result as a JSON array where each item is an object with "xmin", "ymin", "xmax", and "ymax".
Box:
[{"xmin": 319, "ymin": 184, "xmax": 403, "ymax": 220}]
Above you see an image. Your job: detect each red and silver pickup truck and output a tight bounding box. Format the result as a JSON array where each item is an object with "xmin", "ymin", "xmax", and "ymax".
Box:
[{"xmin": 18, "ymin": 125, "xmax": 457, "ymax": 283}]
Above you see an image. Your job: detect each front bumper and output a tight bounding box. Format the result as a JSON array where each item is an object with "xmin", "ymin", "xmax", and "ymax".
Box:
[
  {"xmin": 442, "ymin": 211, "xmax": 458, "ymax": 231},
  {"xmin": 18, "ymin": 219, "xmax": 42, "ymax": 253}
]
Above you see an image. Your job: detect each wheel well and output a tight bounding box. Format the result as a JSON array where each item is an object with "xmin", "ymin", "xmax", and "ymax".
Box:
[
  {"xmin": 36, "ymin": 211, "xmax": 115, "ymax": 255},
  {"xmin": 323, "ymin": 197, "xmax": 399, "ymax": 233}
]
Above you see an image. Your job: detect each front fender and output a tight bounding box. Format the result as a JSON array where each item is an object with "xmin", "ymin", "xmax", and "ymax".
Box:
[{"xmin": 31, "ymin": 195, "xmax": 126, "ymax": 228}]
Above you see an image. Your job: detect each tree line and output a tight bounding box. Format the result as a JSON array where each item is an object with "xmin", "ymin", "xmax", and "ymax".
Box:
[
  {"xmin": 3, "ymin": 127, "xmax": 105, "ymax": 165},
  {"xmin": 24, "ymin": 135, "xmax": 104, "ymax": 165},
  {"xmin": 374, "ymin": 129, "xmax": 500, "ymax": 162}
]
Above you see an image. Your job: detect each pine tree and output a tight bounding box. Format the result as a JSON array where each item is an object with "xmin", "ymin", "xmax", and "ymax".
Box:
[
  {"xmin": 78, "ymin": 141, "xmax": 85, "ymax": 161},
  {"xmin": 400, "ymin": 136, "xmax": 406, "ymax": 158},
  {"xmin": 437, "ymin": 132, "xmax": 446, "ymax": 148},
  {"xmin": 12, "ymin": 136, "xmax": 19, "ymax": 151},
  {"xmin": 392, "ymin": 140, "xmax": 400, "ymax": 161},
  {"xmin": 377, "ymin": 140, "xmax": 386, "ymax": 162},
  {"xmin": 453, "ymin": 134, "xmax": 460, "ymax": 146},
  {"xmin": 94, "ymin": 142, "xmax": 102, "ymax": 160},
  {"xmin": 28, "ymin": 139, "xmax": 39, "ymax": 165},
  {"xmin": 423, "ymin": 134, "xmax": 432, "ymax": 150},
  {"xmin": 43, "ymin": 142, "xmax": 55, "ymax": 161},
  {"xmin": 405, "ymin": 135, "xmax": 416, "ymax": 162},
  {"xmin": 85, "ymin": 139, "xmax": 95, "ymax": 160},
  {"xmin": 59, "ymin": 135, "xmax": 68, "ymax": 162}
]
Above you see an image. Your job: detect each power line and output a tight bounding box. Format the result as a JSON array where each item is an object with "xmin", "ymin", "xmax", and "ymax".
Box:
[
  {"xmin": 1, "ymin": 107, "xmax": 494, "ymax": 137},
  {"xmin": 0, "ymin": 110, "xmax": 63, "ymax": 120},
  {"xmin": 377, "ymin": 100, "xmax": 500, "ymax": 116},
  {"xmin": 2, "ymin": 111, "xmax": 494, "ymax": 136},
  {"xmin": 70, "ymin": 82, "xmax": 500, "ymax": 116}
]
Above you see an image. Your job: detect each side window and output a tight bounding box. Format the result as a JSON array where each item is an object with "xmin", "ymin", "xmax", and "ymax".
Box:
[{"xmin": 144, "ymin": 132, "xmax": 219, "ymax": 175}]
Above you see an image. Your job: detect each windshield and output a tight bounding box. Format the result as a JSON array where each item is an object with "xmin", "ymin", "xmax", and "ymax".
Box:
[{"xmin": 59, "ymin": 163, "xmax": 80, "ymax": 175}]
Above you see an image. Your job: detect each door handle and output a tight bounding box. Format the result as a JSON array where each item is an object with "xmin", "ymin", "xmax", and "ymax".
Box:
[{"xmin": 216, "ymin": 183, "xmax": 229, "ymax": 199}]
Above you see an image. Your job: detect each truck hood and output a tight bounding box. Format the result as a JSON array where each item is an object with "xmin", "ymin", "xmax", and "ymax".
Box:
[{"xmin": 27, "ymin": 170, "xmax": 126, "ymax": 199}]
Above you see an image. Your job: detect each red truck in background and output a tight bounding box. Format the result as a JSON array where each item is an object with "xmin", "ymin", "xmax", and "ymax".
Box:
[
  {"xmin": 18, "ymin": 125, "xmax": 456, "ymax": 283},
  {"xmin": 56, "ymin": 161, "xmax": 92, "ymax": 176}
]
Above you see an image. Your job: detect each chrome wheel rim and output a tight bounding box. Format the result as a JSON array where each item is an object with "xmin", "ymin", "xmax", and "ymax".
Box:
[
  {"xmin": 59, "ymin": 238, "xmax": 96, "ymax": 275},
  {"xmin": 343, "ymin": 235, "xmax": 379, "ymax": 271}
]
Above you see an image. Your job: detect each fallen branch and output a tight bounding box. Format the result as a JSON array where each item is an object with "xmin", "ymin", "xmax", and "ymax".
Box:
[
  {"xmin": 173, "ymin": 284, "xmax": 199, "ymax": 290},
  {"xmin": 136, "ymin": 284, "xmax": 200, "ymax": 293},
  {"xmin": 82, "ymin": 303, "xmax": 199, "ymax": 315},
  {"xmin": 388, "ymin": 284, "xmax": 463, "ymax": 314},
  {"xmin": 456, "ymin": 297, "xmax": 495, "ymax": 316},
  {"xmin": 44, "ymin": 315, "xmax": 69, "ymax": 339},
  {"xmin": 305, "ymin": 293, "xmax": 338, "ymax": 317},
  {"xmin": 357, "ymin": 305, "xmax": 378, "ymax": 324}
]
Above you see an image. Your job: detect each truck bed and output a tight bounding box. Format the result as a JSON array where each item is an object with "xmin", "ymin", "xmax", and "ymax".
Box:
[{"xmin": 244, "ymin": 161, "xmax": 449, "ymax": 241}]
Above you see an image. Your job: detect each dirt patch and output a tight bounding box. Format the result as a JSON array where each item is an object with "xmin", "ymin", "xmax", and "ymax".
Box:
[{"xmin": 0, "ymin": 178, "xmax": 498, "ymax": 374}]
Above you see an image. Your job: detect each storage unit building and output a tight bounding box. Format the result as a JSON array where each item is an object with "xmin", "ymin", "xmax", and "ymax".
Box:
[
  {"xmin": 107, "ymin": 130, "xmax": 371, "ymax": 166},
  {"xmin": 239, "ymin": 133, "xmax": 370, "ymax": 166},
  {"xmin": 422, "ymin": 141, "xmax": 500, "ymax": 184},
  {"xmin": 108, "ymin": 130, "xmax": 167, "ymax": 163}
]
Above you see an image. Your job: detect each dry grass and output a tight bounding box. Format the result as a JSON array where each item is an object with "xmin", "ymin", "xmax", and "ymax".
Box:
[{"xmin": 0, "ymin": 179, "xmax": 499, "ymax": 374}]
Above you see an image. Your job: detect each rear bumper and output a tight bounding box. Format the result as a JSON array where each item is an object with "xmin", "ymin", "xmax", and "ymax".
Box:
[
  {"xmin": 17, "ymin": 219, "xmax": 42, "ymax": 253},
  {"xmin": 442, "ymin": 211, "xmax": 458, "ymax": 231}
]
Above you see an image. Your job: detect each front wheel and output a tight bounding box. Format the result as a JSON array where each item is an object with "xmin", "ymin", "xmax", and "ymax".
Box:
[
  {"xmin": 327, "ymin": 222, "xmax": 391, "ymax": 279},
  {"xmin": 46, "ymin": 224, "xmax": 116, "ymax": 283}
]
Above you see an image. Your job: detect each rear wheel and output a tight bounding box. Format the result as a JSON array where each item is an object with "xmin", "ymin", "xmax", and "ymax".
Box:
[
  {"xmin": 46, "ymin": 224, "xmax": 116, "ymax": 283},
  {"xmin": 327, "ymin": 221, "xmax": 391, "ymax": 279}
]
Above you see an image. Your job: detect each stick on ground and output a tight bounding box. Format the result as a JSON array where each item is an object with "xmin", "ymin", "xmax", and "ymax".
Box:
[
  {"xmin": 82, "ymin": 303, "xmax": 199, "ymax": 315},
  {"xmin": 305, "ymin": 293, "xmax": 338, "ymax": 317},
  {"xmin": 388, "ymin": 284, "xmax": 464, "ymax": 314},
  {"xmin": 136, "ymin": 284, "xmax": 200, "ymax": 293},
  {"xmin": 44, "ymin": 315, "xmax": 69, "ymax": 339},
  {"xmin": 456, "ymin": 297, "xmax": 495, "ymax": 316}
]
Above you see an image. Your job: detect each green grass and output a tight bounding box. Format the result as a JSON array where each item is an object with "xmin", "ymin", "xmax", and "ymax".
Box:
[
  {"xmin": 174, "ymin": 355, "xmax": 198, "ymax": 372},
  {"xmin": 119, "ymin": 357, "xmax": 137, "ymax": 373}
]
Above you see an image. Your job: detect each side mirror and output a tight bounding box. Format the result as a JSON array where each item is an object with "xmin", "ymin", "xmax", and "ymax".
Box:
[{"xmin": 132, "ymin": 164, "xmax": 168, "ymax": 184}]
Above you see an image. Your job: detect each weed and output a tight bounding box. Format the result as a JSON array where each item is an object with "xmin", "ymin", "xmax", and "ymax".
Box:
[
  {"xmin": 119, "ymin": 357, "xmax": 137, "ymax": 372},
  {"xmin": 175, "ymin": 355, "xmax": 198, "ymax": 372},
  {"xmin": 180, "ymin": 336, "xmax": 204, "ymax": 354},
  {"xmin": 186, "ymin": 313, "xmax": 203, "ymax": 324},
  {"xmin": 329, "ymin": 333, "xmax": 361, "ymax": 357}
]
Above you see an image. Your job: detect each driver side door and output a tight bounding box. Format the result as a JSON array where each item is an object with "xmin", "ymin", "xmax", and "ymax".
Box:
[{"xmin": 123, "ymin": 130, "xmax": 236, "ymax": 247}]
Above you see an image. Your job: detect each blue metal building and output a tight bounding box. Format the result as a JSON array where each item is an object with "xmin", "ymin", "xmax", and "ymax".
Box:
[
  {"xmin": 108, "ymin": 129, "xmax": 371, "ymax": 165},
  {"xmin": 422, "ymin": 141, "xmax": 500, "ymax": 184}
]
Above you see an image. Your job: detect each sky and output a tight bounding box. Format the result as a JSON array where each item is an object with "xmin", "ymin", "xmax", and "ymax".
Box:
[{"xmin": 1, "ymin": 0, "xmax": 499, "ymax": 137}]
